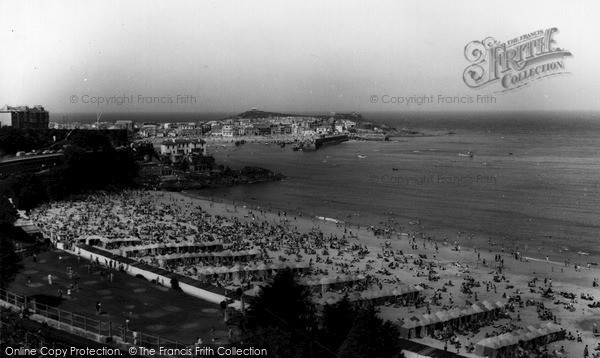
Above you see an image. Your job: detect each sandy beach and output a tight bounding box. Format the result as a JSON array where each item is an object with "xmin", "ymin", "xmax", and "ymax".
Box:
[
  {"xmin": 184, "ymin": 193, "xmax": 600, "ymax": 357},
  {"xmin": 29, "ymin": 189, "xmax": 600, "ymax": 357},
  {"xmin": 175, "ymin": 190, "xmax": 600, "ymax": 357}
]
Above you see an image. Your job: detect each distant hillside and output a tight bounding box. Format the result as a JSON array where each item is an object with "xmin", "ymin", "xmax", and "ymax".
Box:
[
  {"xmin": 233, "ymin": 109, "xmax": 300, "ymax": 119},
  {"xmin": 231, "ymin": 109, "xmax": 364, "ymax": 121}
]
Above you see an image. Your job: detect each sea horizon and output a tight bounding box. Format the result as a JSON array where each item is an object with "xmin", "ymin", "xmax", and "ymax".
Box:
[{"xmin": 48, "ymin": 110, "xmax": 600, "ymax": 131}]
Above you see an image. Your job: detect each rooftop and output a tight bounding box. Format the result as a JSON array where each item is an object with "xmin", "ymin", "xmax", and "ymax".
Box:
[
  {"xmin": 0, "ymin": 105, "xmax": 47, "ymax": 113},
  {"xmin": 160, "ymin": 138, "xmax": 206, "ymax": 146}
]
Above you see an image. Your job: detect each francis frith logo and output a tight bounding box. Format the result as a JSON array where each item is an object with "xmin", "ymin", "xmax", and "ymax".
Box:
[{"xmin": 463, "ymin": 28, "xmax": 572, "ymax": 92}]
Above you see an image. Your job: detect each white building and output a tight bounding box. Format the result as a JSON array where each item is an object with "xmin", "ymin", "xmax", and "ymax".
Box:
[{"xmin": 160, "ymin": 139, "xmax": 207, "ymax": 161}]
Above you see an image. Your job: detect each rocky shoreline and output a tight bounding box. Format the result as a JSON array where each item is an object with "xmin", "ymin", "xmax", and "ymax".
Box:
[{"xmin": 156, "ymin": 166, "xmax": 285, "ymax": 191}]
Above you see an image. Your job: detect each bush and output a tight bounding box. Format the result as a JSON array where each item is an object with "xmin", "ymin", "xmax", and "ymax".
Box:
[{"xmin": 170, "ymin": 278, "xmax": 181, "ymax": 291}]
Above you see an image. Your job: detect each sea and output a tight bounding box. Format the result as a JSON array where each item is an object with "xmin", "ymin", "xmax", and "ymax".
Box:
[
  {"xmin": 199, "ymin": 111, "xmax": 600, "ymax": 265},
  {"xmin": 57, "ymin": 111, "xmax": 600, "ymax": 263}
]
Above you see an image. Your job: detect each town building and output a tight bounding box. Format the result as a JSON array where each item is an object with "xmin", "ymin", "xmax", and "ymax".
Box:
[
  {"xmin": 0, "ymin": 105, "xmax": 49, "ymax": 129},
  {"xmin": 114, "ymin": 120, "xmax": 134, "ymax": 131},
  {"xmin": 160, "ymin": 139, "xmax": 207, "ymax": 162},
  {"xmin": 139, "ymin": 124, "xmax": 159, "ymax": 137},
  {"xmin": 175, "ymin": 123, "xmax": 206, "ymax": 136},
  {"xmin": 254, "ymin": 123, "xmax": 272, "ymax": 136},
  {"xmin": 221, "ymin": 125, "xmax": 234, "ymax": 137}
]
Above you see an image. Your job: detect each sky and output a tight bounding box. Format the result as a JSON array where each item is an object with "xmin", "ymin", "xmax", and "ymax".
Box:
[{"xmin": 1, "ymin": 0, "xmax": 599, "ymax": 116}]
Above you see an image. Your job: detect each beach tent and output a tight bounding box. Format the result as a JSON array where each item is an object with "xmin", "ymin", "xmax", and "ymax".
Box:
[
  {"xmin": 400, "ymin": 300, "xmax": 506, "ymax": 338},
  {"xmin": 474, "ymin": 322, "xmax": 565, "ymax": 358},
  {"xmin": 399, "ymin": 319, "xmax": 421, "ymax": 339}
]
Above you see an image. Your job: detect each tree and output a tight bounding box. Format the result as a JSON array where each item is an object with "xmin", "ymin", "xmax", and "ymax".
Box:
[
  {"xmin": 0, "ymin": 195, "xmax": 21, "ymax": 290},
  {"xmin": 0, "ymin": 195, "xmax": 18, "ymax": 226},
  {"xmin": 67, "ymin": 130, "xmax": 112, "ymax": 151},
  {"xmin": 132, "ymin": 141, "xmax": 157, "ymax": 161},
  {"xmin": 243, "ymin": 268, "xmax": 319, "ymax": 358},
  {"xmin": 246, "ymin": 268, "xmax": 316, "ymax": 331},
  {"xmin": 191, "ymin": 154, "xmax": 215, "ymax": 171},
  {"xmin": 243, "ymin": 326, "xmax": 314, "ymax": 358},
  {"xmin": 0, "ymin": 232, "xmax": 22, "ymax": 289},
  {"xmin": 337, "ymin": 306, "xmax": 404, "ymax": 358},
  {"xmin": 320, "ymin": 295, "xmax": 356, "ymax": 353},
  {"xmin": 174, "ymin": 158, "xmax": 189, "ymax": 172},
  {"xmin": 160, "ymin": 155, "xmax": 172, "ymax": 166},
  {"xmin": 16, "ymin": 174, "xmax": 47, "ymax": 211}
]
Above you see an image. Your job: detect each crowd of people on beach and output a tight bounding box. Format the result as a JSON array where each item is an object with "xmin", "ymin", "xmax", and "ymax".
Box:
[
  {"xmin": 30, "ymin": 191, "xmax": 405, "ymax": 299},
  {"xmin": 28, "ymin": 190, "xmax": 600, "ymax": 357}
]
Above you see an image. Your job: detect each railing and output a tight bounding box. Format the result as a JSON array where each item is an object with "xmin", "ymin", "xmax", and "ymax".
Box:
[{"xmin": 0, "ymin": 289, "xmax": 194, "ymax": 356}]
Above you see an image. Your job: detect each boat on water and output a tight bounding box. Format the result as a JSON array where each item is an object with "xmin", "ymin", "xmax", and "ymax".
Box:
[
  {"xmin": 459, "ymin": 149, "xmax": 474, "ymax": 158},
  {"xmin": 292, "ymin": 141, "xmax": 316, "ymax": 151},
  {"xmin": 578, "ymin": 251, "xmax": 590, "ymax": 256},
  {"xmin": 358, "ymin": 155, "xmax": 367, "ymax": 159},
  {"xmin": 392, "ymin": 168, "xmax": 399, "ymax": 171}
]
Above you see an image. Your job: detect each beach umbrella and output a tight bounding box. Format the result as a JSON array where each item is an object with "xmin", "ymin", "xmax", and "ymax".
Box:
[
  {"xmin": 231, "ymin": 263, "xmax": 243, "ymax": 272},
  {"xmin": 434, "ymin": 311, "xmax": 448, "ymax": 323},
  {"xmin": 256, "ymin": 263, "xmax": 267, "ymax": 273},
  {"xmin": 422, "ymin": 314, "xmax": 438, "ymax": 326},
  {"xmin": 481, "ymin": 300, "xmax": 494, "ymax": 311},
  {"xmin": 448, "ymin": 308, "xmax": 461, "ymax": 322},
  {"xmin": 213, "ymin": 266, "xmax": 227, "ymax": 275},
  {"xmin": 471, "ymin": 303, "xmax": 484, "ymax": 315}
]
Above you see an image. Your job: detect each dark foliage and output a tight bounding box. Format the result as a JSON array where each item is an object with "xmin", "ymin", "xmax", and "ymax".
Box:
[
  {"xmin": 246, "ymin": 269, "xmax": 316, "ymax": 332},
  {"xmin": 0, "ymin": 127, "xmax": 54, "ymax": 155},
  {"xmin": 242, "ymin": 269, "xmax": 405, "ymax": 358},
  {"xmin": 191, "ymin": 153, "xmax": 216, "ymax": 170},
  {"xmin": 0, "ymin": 130, "xmax": 138, "ymax": 211},
  {"xmin": 320, "ymin": 295, "xmax": 356, "ymax": 353},
  {"xmin": 0, "ymin": 128, "xmax": 129, "ymax": 155},
  {"xmin": 0, "ymin": 195, "xmax": 18, "ymax": 225},
  {"xmin": 170, "ymin": 278, "xmax": 181, "ymax": 291},
  {"xmin": 131, "ymin": 141, "xmax": 158, "ymax": 161},
  {"xmin": 337, "ymin": 306, "xmax": 404, "ymax": 358},
  {"xmin": 0, "ymin": 231, "xmax": 22, "ymax": 289}
]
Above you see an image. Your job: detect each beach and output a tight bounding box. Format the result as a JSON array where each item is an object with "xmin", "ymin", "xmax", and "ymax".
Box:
[
  {"xmin": 180, "ymin": 190, "xmax": 600, "ymax": 356},
  {"xmin": 29, "ymin": 187, "xmax": 600, "ymax": 356}
]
